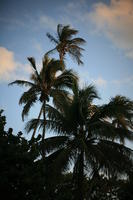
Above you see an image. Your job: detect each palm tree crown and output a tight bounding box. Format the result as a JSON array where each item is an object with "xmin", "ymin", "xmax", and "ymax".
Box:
[
  {"xmin": 9, "ymin": 55, "xmax": 78, "ymax": 140},
  {"xmin": 46, "ymin": 24, "xmax": 86, "ymax": 65},
  {"xmin": 42, "ymin": 83, "xmax": 133, "ymax": 200}
]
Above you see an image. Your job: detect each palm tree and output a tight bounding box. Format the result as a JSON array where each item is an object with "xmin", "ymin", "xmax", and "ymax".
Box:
[
  {"xmin": 29, "ymin": 83, "xmax": 133, "ymax": 199},
  {"xmin": 110, "ymin": 95, "xmax": 133, "ymax": 143},
  {"xmin": 9, "ymin": 56, "xmax": 78, "ymax": 143},
  {"xmin": 46, "ymin": 24, "xmax": 86, "ymax": 64}
]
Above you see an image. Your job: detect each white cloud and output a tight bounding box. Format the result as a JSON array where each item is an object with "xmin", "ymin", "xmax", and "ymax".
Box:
[
  {"xmin": 89, "ymin": 0, "xmax": 133, "ymax": 59},
  {"xmin": 78, "ymin": 69, "xmax": 107, "ymax": 88},
  {"xmin": 0, "ymin": 47, "xmax": 16, "ymax": 78},
  {"xmin": 0, "ymin": 47, "xmax": 31, "ymax": 83},
  {"xmin": 91, "ymin": 77, "xmax": 107, "ymax": 87}
]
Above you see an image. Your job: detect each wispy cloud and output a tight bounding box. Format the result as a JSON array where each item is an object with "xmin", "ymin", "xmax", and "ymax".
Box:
[
  {"xmin": 78, "ymin": 69, "xmax": 107, "ymax": 88},
  {"xmin": 112, "ymin": 76, "xmax": 133, "ymax": 87},
  {"xmin": 32, "ymin": 39, "xmax": 43, "ymax": 54},
  {"xmin": 39, "ymin": 0, "xmax": 88, "ymax": 31},
  {"xmin": 0, "ymin": 16, "xmax": 28, "ymax": 31},
  {"xmin": 89, "ymin": 0, "xmax": 133, "ymax": 59},
  {"xmin": 0, "ymin": 47, "xmax": 31, "ymax": 83},
  {"xmin": 91, "ymin": 77, "xmax": 107, "ymax": 87},
  {"xmin": 59, "ymin": 0, "xmax": 87, "ymax": 25},
  {"xmin": 40, "ymin": 15, "xmax": 57, "ymax": 31}
]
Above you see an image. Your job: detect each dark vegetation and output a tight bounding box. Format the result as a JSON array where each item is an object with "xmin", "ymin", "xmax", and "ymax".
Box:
[{"xmin": 0, "ymin": 24, "xmax": 133, "ymax": 199}]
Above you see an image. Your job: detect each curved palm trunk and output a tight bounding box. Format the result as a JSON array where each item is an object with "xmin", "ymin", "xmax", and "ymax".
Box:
[{"xmin": 31, "ymin": 103, "xmax": 44, "ymax": 140}]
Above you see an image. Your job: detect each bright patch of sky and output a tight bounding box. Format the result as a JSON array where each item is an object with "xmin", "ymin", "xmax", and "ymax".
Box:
[{"xmin": 0, "ymin": 0, "xmax": 133, "ymax": 148}]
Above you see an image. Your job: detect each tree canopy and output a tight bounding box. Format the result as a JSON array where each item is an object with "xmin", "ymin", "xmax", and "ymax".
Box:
[{"xmin": 2, "ymin": 24, "xmax": 133, "ymax": 200}]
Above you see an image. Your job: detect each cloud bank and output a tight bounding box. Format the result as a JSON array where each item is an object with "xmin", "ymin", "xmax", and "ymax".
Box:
[
  {"xmin": 0, "ymin": 47, "xmax": 31, "ymax": 82},
  {"xmin": 89, "ymin": 0, "xmax": 133, "ymax": 59}
]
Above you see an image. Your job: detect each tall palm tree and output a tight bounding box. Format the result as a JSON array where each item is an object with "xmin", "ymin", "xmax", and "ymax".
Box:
[
  {"xmin": 29, "ymin": 83, "xmax": 133, "ymax": 199},
  {"xmin": 9, "ymin": 56, "xmax": 78, "ymax": 143},
  {"xmin": 46, "ymin": 24, "xmax": 86, "ymax": 64}
]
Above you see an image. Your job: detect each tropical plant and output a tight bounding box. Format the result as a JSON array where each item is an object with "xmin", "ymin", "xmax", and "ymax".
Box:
[
  {"xmin": 46, "ymin": 24, "xmax": 86, "ymax": 64},
  {"xmin": 0, "ymin": 109, "xmax": 71, "ymax": 200},
  {"xmin": 9, "ymin": 56, "xmax": 78, "ymax": 143},
  {"xmin": 28, "ymin": 83, "xmax": 133, "ymax": 200},
  {"xmin": 0, "ymin": 110, "xmax": 44, "ymax": 200}
]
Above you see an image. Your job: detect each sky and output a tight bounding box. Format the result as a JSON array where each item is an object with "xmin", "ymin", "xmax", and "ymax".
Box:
[{"xmin": 0, "ymin": 0, "xmax": 133, "ymax": 146}]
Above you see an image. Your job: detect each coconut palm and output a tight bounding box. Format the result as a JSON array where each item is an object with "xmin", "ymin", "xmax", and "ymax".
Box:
[
  {"xmin": 110, "ymin": 95, "xmax": 133, "ymax": 143},
  {"xmin": 28, "ymin": 83, "xmax": 133, "ymax": 199},
  {"xmin": 9, "ymin": 56, "xmax": 78, "ymax": 143},
  {"xmin": 46, "ymin": 24, "xmax": 86, "ymax": 64}
]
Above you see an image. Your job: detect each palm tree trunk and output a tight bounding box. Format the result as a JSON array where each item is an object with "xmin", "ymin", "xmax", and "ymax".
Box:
[
  {"xmin": 86, "ymin": 166, "xmax": 101, "ymax": 199},
  {"xmin": 77, "ymin": 151, "xmax": 84, "ymax": 200},
  {"xmin": 73, "ymin": 151, "xmax": 84, "ymax": 200},
  {"xmin": 42, "ymin": 100, "xmax": 46, "ymax": 160},
  {"xmin": 31, "ymin": 103, "xmax": 44, "ymax": 140},
  {"xmin": 59, "ymin": 52, "xmax": 64, "ymax": 64}
]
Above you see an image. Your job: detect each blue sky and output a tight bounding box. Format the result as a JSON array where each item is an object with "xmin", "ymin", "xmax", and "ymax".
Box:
[{"xmin": 0, "ymin": 0, "xmax": 133, "ymax": 145}]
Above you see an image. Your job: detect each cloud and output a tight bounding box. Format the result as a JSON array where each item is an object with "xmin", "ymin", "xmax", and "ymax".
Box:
[
  {"xmin": 34, "ymin": 43, "xmax": 43, "ymax": 53},
  {"xmin": 39, "ymin": 1, "xmax": 88, "ymax": 31},
  {"xmin": 59, "ymin": 0, "xmax": 87, "ymax": 24},
  {"xmin": 91, "ymin": 77, "xmax": 107, "ymax": 87},
  {"xmin": 112, "ymin": 76, "xmax": 133, "ymax": 86},
  {"xmin": 40, "ymin": 15, "xmax": 57, "ymax": 31},
  {"xmin": 89, "ymin": 0, "xmax": 133, "ymax": 59},
  {"xmin": 32, "ymin": 40, "xmax": 43, "ymax": 54},
  {"xmin": 78, "ymin": 69, "xmax": 107, "ymax": 88},
  {"xmin": 0, "ymin": 47, "xmax": 16, "ymax": 77},
  {"xmin": 0, "ymin": 47, "xmax": 31, "ymax": 83}
]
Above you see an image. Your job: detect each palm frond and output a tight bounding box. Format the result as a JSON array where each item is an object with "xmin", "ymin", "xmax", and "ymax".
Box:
[
  {"xmin": 25, "ymin": 118, "xmax": 44, "ymax": 133},
  {"xmin": 45, "ymin": 104, "xmax": 64, "ymax": 132},
  {"xmin": 57, "ymin": 24, "xmax": 63, "ymax": 39},
  {"xmin": 27, "ymin": 57, "xmax": 36, "ymax": 70},
  {"xmin": 60, "ymin": 25, "xmax": 78, "ymax": 41},
  {"xmin": 68, "ymin": 46, "xmax": 84, "ymax": 65},
  {"xmin": 69, "ymin": 38, "xmax": 86, "ymax": 45},
  {"xmin": 22, "ymin": 96, "xmax": 37, "ymax": 121},
  {"xmin": 97, "ymin": 139, "xmax": 133, "ymax": 174},
  {"xmin": 44, "ymin": 59, "xmax": 65, "ymax": 83},
  {"xmin": 80, "ymin": 84, "xmax": 100, "ymax": 103},
  {"xmin": 88, "ymin": 120, "xmax": 116, "ymax": 140},
  {"xmin": 50, "ymin": 89, "xmax": 71, "ymax": 110},
  {"xmin": 54, "ymin": 69, "xmax": 78, "ymax": 89},
  {"xmin": 41, "ymin": 54, "xmax": 50, "ymax": 75},
  {"xmin": 19, "ymin": 86, "xmax": 39, "ymax": 105},
  {"xmin": 28, "ymin": 57, "xmax": 41, "ymax": 83},
  {"xmin": 50, "ymin": 145, "xmax": 74, "ymax": 173},
  {"xmin": 46, "ymin": 33, "xmax": 58, "ymax": 44},
  {"xmin": 44, "ymin": 136, "xmax": 68, "ymax": 154},
  {"xmin": 45, "ymin": 47, "xmax": 57, "ymax": 56},
  {"xmin": 9, "ymin": 80, "xmax": 35, "ymax": 87}
]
